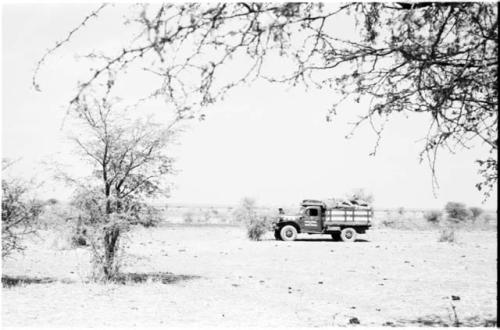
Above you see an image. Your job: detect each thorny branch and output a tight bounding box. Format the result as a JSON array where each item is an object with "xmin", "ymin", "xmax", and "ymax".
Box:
[
  {"xmin": 32, "ymin": 3, "xmax": 109, "ymax": 92},
  {"xmin": 34, "ymin": 2, "xmax": 498, "ymax": 199}
]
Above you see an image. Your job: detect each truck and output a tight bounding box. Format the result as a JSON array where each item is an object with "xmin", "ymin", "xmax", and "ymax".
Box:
[{"xmin": 272, "ymin": 199, "xmax": 372, "ymax": 242}]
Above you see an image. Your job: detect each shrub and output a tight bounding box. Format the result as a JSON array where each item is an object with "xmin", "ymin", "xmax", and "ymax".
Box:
[
  {"xmin": 444, "ymin": 202, "xmax": 472, "ymax": 223},
  {"xmin": 438, "ymin": 227, "xmax": 456, "ymax": 243},
  {"xmin": 183, "ymin": 211, "xmax": 194, "ymax": 224},
  {"xmin": 380, "ymin": 218, "xmax": 395, "ymax": 228},
  {"xmin": 128, "ymin": 203, "xmax": 162, "ymax": 228},
  {"xmin": 469, "ymin": 207, "xmax": 484, "ymax": 222},
  {"xmin": 2, "ymin": 178, "xmax": 43, "ymax": 258},
  {"xmin": 46, "ymin": 198, "xmax": 59, "ymax": 205},
  {"xmin": 437, "ymin": 201, "xmax": 482, "ymax": 243},
  {"xmin": 424, "ymin": 210, "xmax": 442, "ymax": 224},
  {"xmin": 436, "ymin": 202, "xmax": 474, "ymax": 243},
  {"xmin": 246, "ymin": 216, "xmax": 269, "ymax": 241},
  {"xmin": 201, "ymin": 210, "xmax": 211, "ymax": 223},
  {"xmin": 482, "ymin": 213, "xmax": 494, "ymax": 224},
  {"xmin": 234, "ymin": 197, "xmax": 269, "ymax": 241},
  {"xmin": 218, "ymin": 214, "xmax": 229, "ymax": 224}
]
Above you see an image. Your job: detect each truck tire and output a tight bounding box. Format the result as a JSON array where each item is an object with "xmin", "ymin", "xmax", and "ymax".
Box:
[
  {"xmin": 280, "ymin": 225, "xmax": 297, "ymax": 241},
  {"xmin": 340, "ymin": 228, "xmax": 357, "ymax": 242},
  {"xmin": 331, "ymin": 232, "xmax": 341, "ymax": 241},
  {"xmin": 274, "ymin": 230, "xmax": 282, "ymax": 240}
]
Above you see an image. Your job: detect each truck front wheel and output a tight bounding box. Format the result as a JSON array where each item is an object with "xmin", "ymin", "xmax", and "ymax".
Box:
[
  {"xmin": 340, "ymin": 228, "xmax": 357, "ymax": 242},
  {"xmin": 280, "ymin": 225, "xmax": 298, "ymax": 241}
]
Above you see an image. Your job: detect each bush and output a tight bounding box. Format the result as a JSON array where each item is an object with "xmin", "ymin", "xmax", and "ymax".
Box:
[
  {"xmin": 183, "ymin": 211, "xmax": 194, "ymax": 224},
  {"xmin": 202, "ymin": 210, "xmax": 212, "ymax": 223},
  {"xmin": 46, "ymin": 198, "xmax": 59, "ymax": 205},
  {"xmin": 129, "ymin": 203, "xmax": 162, "ymax": 227},
  {"xmin": 438, "ymin": 201, "xmax": 476, "ymax": 243},
  {"xmin": 234, "ymin": 197, "xmax": 269, "ymax": 241},
  {"xmin": 469, "ymin": 207, "xmax": 484, "ymax": 222},
  {"xmin": 380, "ymin": 218, "xmax": 395, "ymax": 228},
  {"xmin": 424, "ymin": 210, "xmax": 442, "ymax": 224},
  {"xmin": 246, "ymin": 216, "xmax": 269, "ymax": 241},
  {"xmin": 444, "ymin": 202, "xmax": 472, "ymax": 223},
  {"xmin": 482, "ymin": 213, "xmax": 494, "ymax": 224},
  {"xmin": 2, "ymin": 178, "xmax": 43, "ymax": 258},
  {"xmin": 438, "ymin": 227, "xmax": 456, "ymax": 243}
]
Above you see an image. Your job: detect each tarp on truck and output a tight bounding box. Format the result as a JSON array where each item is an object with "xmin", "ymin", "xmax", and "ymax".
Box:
[{"xmin": 323, "ymin": 198, "xmax": 371, "ymax": 209}]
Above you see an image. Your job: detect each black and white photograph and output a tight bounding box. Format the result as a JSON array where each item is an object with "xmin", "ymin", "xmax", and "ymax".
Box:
[{"xmin": 1, "ymin": 1, "xmax": 497, "ymax": 327}]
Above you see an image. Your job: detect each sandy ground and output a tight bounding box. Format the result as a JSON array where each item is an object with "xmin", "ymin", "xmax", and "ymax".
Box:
[{"xmin": 2, "ymin": 226, "xmax": 497, "ymax": 327}]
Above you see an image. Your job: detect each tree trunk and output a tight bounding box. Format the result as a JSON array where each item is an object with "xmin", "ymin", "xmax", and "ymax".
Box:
[
  {"xmin": 105, "ymin": 184, "xmax": 111, "ymax": 215},
  {"xmin": 102, "ymin": 225, "xmax": 120, "ymax": 281}
]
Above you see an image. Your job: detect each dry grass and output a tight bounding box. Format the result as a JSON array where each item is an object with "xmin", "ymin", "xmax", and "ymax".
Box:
[{"xmin": 2, "ymin": 226, "xmax": 497, "ymax": 327}]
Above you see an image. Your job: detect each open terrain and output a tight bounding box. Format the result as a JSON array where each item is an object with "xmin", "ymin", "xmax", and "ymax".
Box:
[{"xmin": 2, "ymin": 226, "xmax": 497, "ymax": 327}]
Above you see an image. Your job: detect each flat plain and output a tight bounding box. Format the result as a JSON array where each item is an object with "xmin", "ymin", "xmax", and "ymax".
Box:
[{"xmin": 2, "ymin": 225, "xmax": 497, "ymax": 327}]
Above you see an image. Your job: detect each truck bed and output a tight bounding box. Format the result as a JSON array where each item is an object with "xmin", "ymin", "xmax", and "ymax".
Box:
[{"xmin": 323, "ymin": 208, "xmax": 372, "ymax": 226}]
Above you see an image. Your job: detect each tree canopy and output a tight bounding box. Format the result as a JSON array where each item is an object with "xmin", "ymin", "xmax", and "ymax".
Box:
[{"xmin": 35, "ymin": 2, "xmax": 498, "ymax": 198}]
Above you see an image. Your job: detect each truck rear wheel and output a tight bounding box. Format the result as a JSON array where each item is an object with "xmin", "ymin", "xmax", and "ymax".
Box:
[
  {"xmin": 340, "ymin": 228, "xmax": 357, "ymax": 242},
  {"xmin": 331, "ymin": 232, "xmax": 341, "ymax": 241},
  {"xmin": 280, "ymin": 225, "xmax": 297, "ymax": 241}
]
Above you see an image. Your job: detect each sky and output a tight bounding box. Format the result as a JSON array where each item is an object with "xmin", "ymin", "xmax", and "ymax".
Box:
[{"xmin": 1, "ymin": 3, "xmax": 497, "ymax": 210}]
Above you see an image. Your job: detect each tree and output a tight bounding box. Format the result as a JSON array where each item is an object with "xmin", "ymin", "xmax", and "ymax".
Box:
[
  {"xmin": 34, "ymin": 3, "xmax": 497, "ymax": 198},
  {"xmin": 1, "ymin": 159, "xmax": 43, "ymax": 258},
  {"xmin": 67, "ymin": 93, "xmax": 177, "ymax": 281},
  {"xmin": 444, "ymin": 201, "xmax": 473, "ymax": 223},
  {"xmin": 440, "ymin": 201, "xmax": 473, "ymax": 243}
]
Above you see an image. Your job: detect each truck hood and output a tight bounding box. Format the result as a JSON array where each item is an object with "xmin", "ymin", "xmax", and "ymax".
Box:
[{"xmin": 279, "ymin": 214, "xmax": 301, "ymax": 221}]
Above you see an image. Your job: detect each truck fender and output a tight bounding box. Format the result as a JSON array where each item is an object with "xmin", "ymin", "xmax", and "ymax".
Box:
[{"xmin": 276, "ymin": 221, "xmax": 301, "ymax": 233}]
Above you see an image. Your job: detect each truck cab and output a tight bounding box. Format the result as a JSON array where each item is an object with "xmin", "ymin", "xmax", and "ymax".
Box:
[{"xmin": 273, "ymin": 199, "xmax": 372, "ymax": 242}]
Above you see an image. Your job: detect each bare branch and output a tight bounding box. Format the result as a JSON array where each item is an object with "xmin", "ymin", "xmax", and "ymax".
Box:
[{"xmin": 33, "ymin": 3, "xmax": 109, "ymax": 92}]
